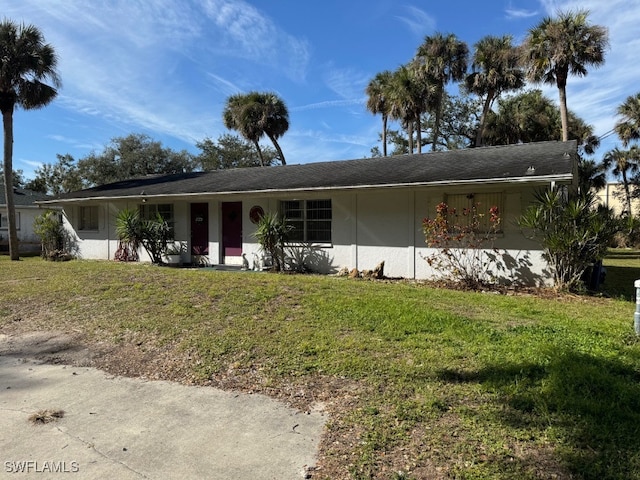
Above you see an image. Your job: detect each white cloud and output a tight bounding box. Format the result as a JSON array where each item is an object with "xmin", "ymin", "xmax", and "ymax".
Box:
[
  {"xmin": 292, "ymin": 99, "xmax": 365, "ymax": 112},
  {"xmin": 45, "ymin": 134, "xmax": 74, "ymax": 144},
  {"xmin": 206, "ymin": 73, "xmax": 243, "ymax": 97},
  {"xmin": 324, "ymin": 66, "xmax": 371, "ymax": 100},
  {"xmin": 21, "ymin": 159, "xmax": 44, "ymax": 169},
  {"xmin": 200, "ymin": 0, "xmax": 310, "ymax": 81},
  {"xmin": 0, "ymin": 0, "xmax": 315, "ymax": 151},
  {"xmin": 283, "ymin": 127, "xmax": 373, "ymax": 164},
  {"xmin": 505, "ymin": 8, "xmax": 539, "ymax": 19},
  {"xmin": 396, "ymin": 5, "xmax": 436, "ymax": 37}
]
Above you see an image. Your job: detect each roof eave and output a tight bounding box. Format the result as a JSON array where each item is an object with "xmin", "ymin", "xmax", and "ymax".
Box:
[{"xmin": 36, "ymin": 173, "xmax": 572, "ymax": 205}]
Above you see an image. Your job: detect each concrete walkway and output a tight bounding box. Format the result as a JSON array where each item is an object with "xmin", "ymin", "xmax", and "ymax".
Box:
[{"xmin": 0, "ymin": 334, "xmax": 326, "ymax": 479}]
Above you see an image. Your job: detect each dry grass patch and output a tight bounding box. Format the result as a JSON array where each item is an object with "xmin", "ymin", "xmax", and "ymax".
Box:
[{"xmin": 28, "ymin": 409, "xmax": 65, "ymax": 425}]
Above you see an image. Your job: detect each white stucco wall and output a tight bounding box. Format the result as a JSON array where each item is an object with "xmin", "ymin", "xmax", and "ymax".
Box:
[
  {"xmin": 1, "ymin": 206, "xmax": 54, "ymax": 253},
  {"xmin": 352, "ymin": 190, "xmax": 414, "ymax": 278},
  {"xmin": 1, "ymin": 207, "xmax": 41, "ymax": 242}
]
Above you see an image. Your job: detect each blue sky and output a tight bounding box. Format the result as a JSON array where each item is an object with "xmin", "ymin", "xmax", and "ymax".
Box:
[{"xmin": 1, "ymin": 0, "xmax": 638, "ymax": 179}]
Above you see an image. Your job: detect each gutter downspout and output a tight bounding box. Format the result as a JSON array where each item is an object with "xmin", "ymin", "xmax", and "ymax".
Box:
[
  {"xmin": 353, "ymin": 193, "xmax": 358, "ymax": 272},
  {"xmin": 410, "ymin": 190, "xmax": 416, "ymax": 280}
]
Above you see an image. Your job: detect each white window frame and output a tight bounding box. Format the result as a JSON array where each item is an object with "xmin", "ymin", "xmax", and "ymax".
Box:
[
  {"xmin": 0, "ymin": 211, "xmax": 20, "ymax": 230},
  {"xmin": 78, "ymin": 206, "xmax": 99, "ymax": 231},
  {"xmin": 139, "ymin": 203, "xmax": 175, "ymax": 236},
  {"xmin": 280, "ymin": 199, "xmax": 332, "ymax": 243}
]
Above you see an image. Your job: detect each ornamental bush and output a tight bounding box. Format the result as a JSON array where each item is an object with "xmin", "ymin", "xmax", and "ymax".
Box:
[
  {"xmin": 115, "ymin": 208, "xmax": 172, "ymax": 265},
  {"xmin": 253, "ymin": 212, "xmax": 292, "ymax": 272},
  {"xmin": 518, "ymin": 188, "xmax": 617, "ymax": 292},
  {"xmin": 422, "ymin": 201, "xmax": 501, "ymax": 289},
  {"xmin": 33, "ymin": 210, "xmax": 69, "ymax": 260}
]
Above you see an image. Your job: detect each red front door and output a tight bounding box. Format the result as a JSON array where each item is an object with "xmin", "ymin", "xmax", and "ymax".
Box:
[
  {"xmin": 190, "ymin": 203, "xmax": 209, "ymax": 255},
  {"xmin": 221, "ymin": 202, "xmax": 242, "ymax": 258}
]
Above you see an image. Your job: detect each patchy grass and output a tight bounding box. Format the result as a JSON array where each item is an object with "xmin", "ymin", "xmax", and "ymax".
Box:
[{"xmin": 1, "ymin": 257, "xmax": 640, "ymax": 479}]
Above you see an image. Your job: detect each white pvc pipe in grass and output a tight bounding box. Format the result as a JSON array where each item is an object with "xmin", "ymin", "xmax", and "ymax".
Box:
[{"xmin": 635, "ymin": 279, "xmax": 640, "ymax": 335}]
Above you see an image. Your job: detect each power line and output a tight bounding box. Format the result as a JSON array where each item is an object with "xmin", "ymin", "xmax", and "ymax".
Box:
[{"xmin": 597, "ymin": 128, "xmax": 616, "ymax": 141}]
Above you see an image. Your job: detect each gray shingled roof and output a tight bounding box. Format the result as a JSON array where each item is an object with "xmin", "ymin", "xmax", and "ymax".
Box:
[
  {"xmin": 43, "ymin": 140, "xmax": 576, "ymax": 203},
  {"xmin": 0, "ymin": 184, "xmax": 52, "ymax": 206}
]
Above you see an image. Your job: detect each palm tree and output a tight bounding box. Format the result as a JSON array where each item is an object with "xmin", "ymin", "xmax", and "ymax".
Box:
[
  {"xmin": 465, "ymin": 35, "xmax": 524, "ymax": 147},
  {"xmin": 615, "ymin": 92, "xmax": 640, "ymax": 146},
  {"xmin": 222, "ymin": 91, "xmax": 289, "ymax": 166},
  {"xmin": 366, "ymin": 70, "xmax": 393, "ymax": 156},
  {"xmin": 0, "ymin": 20, "xmax": 60, "ymax": 260},
  {"xmin": 578, "ymin": 158, "xmax": 606, "ymax": 196},
  {"xmin": 602, "ymin": 146, "xmax": 640, "ymax": 216},
  {"xmin": 386, "ymin": 65, "xmax": 433, "ymax": 154},
  {"xmin": 253, "ymin": 92, "xmax": 289, "ymax": 165},
  {"xmin": 386, "ymin": 66, "xmax": 415, "ymax": 154},
  {"xmin": 223, "ymin": 93, "xmax": 267, "ymax": 166},
  {"xmin": 414, "ymin": 33, "xmax": 468, "ymax": 151},
  {"xmin": 522, "ymin": 10, "xmax": 608, "ymax": 142}
]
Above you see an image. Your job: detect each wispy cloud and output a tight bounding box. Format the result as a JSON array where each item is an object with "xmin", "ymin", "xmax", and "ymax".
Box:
[
  {"xmin": 206, "ymin": 73, "xmax": 243, "ymax": 97},
  {"xmin": 505, "ymin": 7, "xmax": 539, "ymax": 19},
  {"xmin": 283, "ymin": 128, "xmax": 373, "ymax": 164},
  {"xmin": 292, "ymin": 99, "xmax": 365, "ymax": 112},
  {"xmin": 396, "ymin": 5, "xmax": 436, "ymax": 37},
  {"xmin": 0, "ymin": 0, "xmax": 312, "ymax": 148},
  {"xmin": 200, "ymin": 0, "xmax": 310, "ymax": 81},
  {"xmin": 539, "ymin": 0, "xmax": 561, "ymax": 14},
  {"xmin": 21, "ymin": 159, "xmax": 44, "ymax": 169},
  {"xmin": 45, "ymin": 134, "xmax": 75, "ymax": 144},
  {"xmin": 324, "ymin": 66, "xmax": 371, "ymax": 100}
]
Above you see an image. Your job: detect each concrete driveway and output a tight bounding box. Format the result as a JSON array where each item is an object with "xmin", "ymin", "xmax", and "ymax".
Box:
[{"xmin": 0, "ymin": 334, "xmax": 326, "ymax": 479}]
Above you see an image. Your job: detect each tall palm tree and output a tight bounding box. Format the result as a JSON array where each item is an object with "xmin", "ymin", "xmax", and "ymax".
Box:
[
  {"xmin": 414, "ymin": 33, "xmax": 468, "ymax": 151},
  {"xmin": 522, "ymin": 9, "xmax": 608, "ymax": 142},
  {"xmin": 366, "ymin": 70, "xmax": 393, "ymax": 156},
  {"xmin": 223, "ymin": 93, "xmax": 267, "ymax": 166},
  {"xmin": 222, "ymin": 91, "xmax": 289, "ymax": 166},
  {"xmin": 0, "ymin": 20, "xmax": 60, "ymax": 260},
  {"xmin": 386, "ymin": 65, "xmax": 433, "ymax": 154},
  {"xmin": 602, "ymin": 146, "xmax": 640, "ymax": 216},
  {"xmin": 386, "ymin": 66, "xmax": 415, "ymax": 154},
  {"xmin": 253, "ymin": 92, "xmax": 289, "ymax": 165},
  {"xmin": 615, "ymin": 92, "xmax": 640, "ymax": 146},
  {"xmin": 465, "ymin": 35, "xmax": 524, "ymax": 147}
]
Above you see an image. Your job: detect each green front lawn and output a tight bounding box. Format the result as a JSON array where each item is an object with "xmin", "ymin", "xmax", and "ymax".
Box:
[
  {"xmin": 602, "ymin": 249, "xmax": 640, "ymax": 300},
  {"xmin": 1, "ymin": 257, "xmax": 639, "ymax": 479}
]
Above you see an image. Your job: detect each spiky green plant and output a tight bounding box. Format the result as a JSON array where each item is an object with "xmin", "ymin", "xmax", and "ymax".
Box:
[{"xmin": 253, "ymin": 211, "xmax": 292, "ymax": 271}]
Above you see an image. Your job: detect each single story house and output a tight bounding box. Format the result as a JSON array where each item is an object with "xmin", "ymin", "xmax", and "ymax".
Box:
[
  {"xmin": 39, "ymin": 140, "xmax": 577, "ymax": 286},
  {"xmin": 0, "ymin": 184, "xmax": 53, "ymax": 254}
]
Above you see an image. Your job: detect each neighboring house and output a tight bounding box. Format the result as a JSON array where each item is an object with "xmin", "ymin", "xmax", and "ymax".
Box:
[
  {"xmin": 595, "ymin": 183, "xmax": 640, "ymax": 216},
  {"xmin": 0, "ymin": 184, "xmax": 52, "ymax": 254},
  {"xmin": 39, "ymin": 140, "xmax": 577, "ymax": 286}
]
